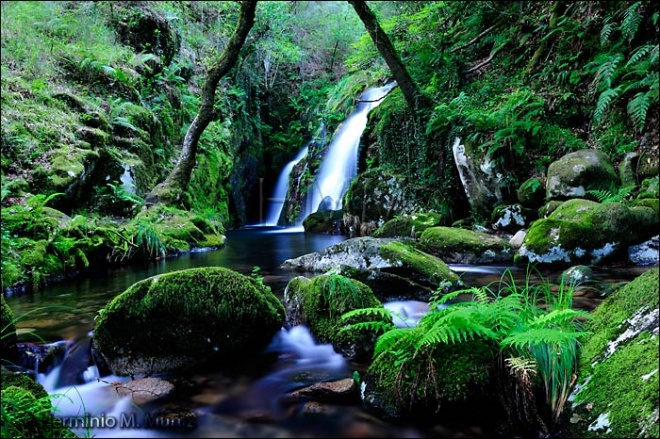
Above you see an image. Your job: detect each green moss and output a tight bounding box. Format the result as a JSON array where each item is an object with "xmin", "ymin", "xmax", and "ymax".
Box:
[
  {"xmin": 379, "ymin": 240, "xmax": 459, "ymax": 287},
  {"xmin": 517, "ymin": 177, "xmax": 546, "ymax": 208},
  {"xmin": 419, "ymin": 226, "xmax": 513, "ymax": 258},
  {"xmin": 299, "ymin": 274, "xmax": 382, "ymax": 343},
  {"xmin": 570, "ymin": 268, "xmax": 659, "ymax": 438},
  {"xmin": 94, "ymin": 267, "xmax": 285, "ymax": 375},
  {"xmin": 48, "ymin": 146, "xmax": 100, "ymax": 193},
  {"xmin": 372, "ymin": 212, "xmax": 446, "ymax": 238},
  {"xmin": 0, "ymin": 374, "xmax": 77, "ymax": 438},
  {"xmin": 365, "ymin": 332, "xmax": 493, "ymax": 418},
  {"xmin": 581, "ymin": 268, "xmax": 659, "ymax": 364}
]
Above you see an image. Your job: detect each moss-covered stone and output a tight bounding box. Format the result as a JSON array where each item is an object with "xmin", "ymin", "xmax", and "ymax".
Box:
[
  {"xmin": 372, "ymin": 212, "xmax": 446, "ymax": 238},
  {"xmin": 418, "ymin": 226, "xmax": 514, "ymax": 264},
  {"xmin": 362, "ymin": 332, "xmax": 493, "ymax": 419},
  {"xmin": 546, "ymin": 149, "xmax": 619, "ymax": 200},
  {"xmin": 93, "ymin": 267, "xmax": 286, "ymax": 375},
  {"xmin": 1, "ymin": 296, "xmax": 19, "ymax": 365},
  {"xmin": 283, "ymin": 274, "xmax": 387, "ymax": 361},
  {"xmin": 517, "ymin": 177, "xmax": 546, "ymax": 208},
  {"xmin": 538, "ymin": 200, "xmax": 565, "ymax": 218},
  {"xmin": 302, "ymin": 209, "xmax": 345, "ymax": 234},
  {"xmin": 519, "ymin": 199, "xmax": 657, "ymax": 266},
  {"xmin": 1, "ymin": 367, "xmax": 77, "ymax": 438},
  {"xmin": 569, "ymin": 268, "xmax": 659, "ymax": 438}
]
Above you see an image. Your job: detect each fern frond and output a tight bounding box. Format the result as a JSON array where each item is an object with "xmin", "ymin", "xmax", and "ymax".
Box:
[
  {"xmin": 594, "ymin": 85, "xmax": 623, "ymax": 122},
  {"xmin": 338, "ymin": 320, "xmax": 394, "ymax": 336},
  {"xmin": 627, "ymin": 91, "xmax": 651, "ymax": 132},
  {"xmin": 501, "ymin": 328, "xmax": 585, "ymax": 351},
  {"xmin": 527, "ymin": 309, "xmax": 590, "ymax": 330},
  {"xmin": 620, "ymin": 1, "xmax": 642, "ymax": 43},
  {"xmin": 626, "ymin": 44, "xmax": 655, "ymax": 68},
  {"xmin": 373, "ymin": 327, "xmax": 415, "ymax": 357},
  {"xmin": 600, "ymin": 22, "xmax": 614, "ymax": 45},
  {"xmin": 340, "ymin": 307, "xmax": 393, "ymax": 323}
]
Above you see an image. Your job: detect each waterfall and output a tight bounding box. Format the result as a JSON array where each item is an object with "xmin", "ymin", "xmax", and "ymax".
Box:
[
  {"xmin": 264, "ymin": 145, "xmax": 309, "ymax": 226},
  {"xmin": 300, "ymin": 81, "xmax": 397, "ymax": 223}
]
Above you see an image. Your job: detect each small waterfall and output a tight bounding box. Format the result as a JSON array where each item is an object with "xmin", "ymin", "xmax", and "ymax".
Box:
[
  {"xmin": 264, "ymin": 145, "xmax": 309, "ymax": 226},
  {"xmin": 300, "ymin": 81, "xmax": 397, "ymax": 223},
  {"xmin": 119, "ymin": 164, "xmax": 135, "ymax": 194}
]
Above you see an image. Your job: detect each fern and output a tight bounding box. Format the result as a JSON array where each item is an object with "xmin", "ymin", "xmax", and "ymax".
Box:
[
  {"xmin": 627, "ymin": 91, "xmax": 651, "ymax": 132},
  {"xmin": 620, "ymin": 1, "xmax": 642, "ymax": 43},
  {"xmin": 587, "ymin": 184, "xmax": 635, "ymax": 203},
  {"xmin": 373, "ymin": 327, "xmax": 415, "ymax": 358},
  {"xmin": 593, "ymin": 85, "xmax": 623, "ymax": 122},
  {"xmin": 626, "ymin": 44, "xmax": 655, "ymax": 68}
]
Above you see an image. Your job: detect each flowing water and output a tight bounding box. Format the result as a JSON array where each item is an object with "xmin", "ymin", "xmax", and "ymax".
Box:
[
  {"xmin": 301, "ymin": 81, "xmax": 397, "ymax": 220},
  {"xmin": 5, "ymin": 227, "xmax": 652, "ymax": 438},
  {"xmin": 263, "ymin": 145, "xmax": 309, "ymax": 226}
]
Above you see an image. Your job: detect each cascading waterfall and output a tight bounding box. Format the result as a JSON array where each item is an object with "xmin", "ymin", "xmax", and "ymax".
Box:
[
  {"xmin": 264, "ymin": 145, "xmax": 309, "ymax": 226},
  {"xmin": 300, "ymin": 81, "xmax": 397, "ymax": 223}
]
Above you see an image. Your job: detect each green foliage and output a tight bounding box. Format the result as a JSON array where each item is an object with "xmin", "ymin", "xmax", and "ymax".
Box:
[
  {"xmin": 587, "ymin": 184, "xmax": 636, "ymax": 204},
  {"xmin": 343, "ymin": 267, "xmax": 589, "ymax": 433}
]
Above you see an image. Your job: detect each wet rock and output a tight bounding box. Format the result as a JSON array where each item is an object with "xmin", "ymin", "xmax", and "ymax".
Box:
[
  {"xmin": 628, "ymin": 235, "xmax": 660, "ymax": 266},
  {"xmin": 283, "ymin": 378, "xmax": 358, "ymax": 405},
  {"xmin": 372, "ymin": 212, "xmax": 446, "ymax": 239},
  {"xmin": 561, "ymin": 265, "xmax": 594, "ymax": 286},
  {"xmin": 418, "ymin": 226, "xmax": 514, "ymax": 264},
  {"xmin": 509, "ymin": 230, "xmax": 527, "ymax": 249},
  {"xmin": 491, "ymin": 204, "xmax": 536, "ymax": 233},
  {"xmin": 517, "ymin": 177, "xmax": 546, "ymax": 208},
  {"xmin": 115, "ymin": 377, "xmax": 175, "ymax": 405}
]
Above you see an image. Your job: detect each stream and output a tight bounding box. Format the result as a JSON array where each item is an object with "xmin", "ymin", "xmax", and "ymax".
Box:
[{"xmin": 5, "ymin": 227, "xmax": 651, "ymax": 438}]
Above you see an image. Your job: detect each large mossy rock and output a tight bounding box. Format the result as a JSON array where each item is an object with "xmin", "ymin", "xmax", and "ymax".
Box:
[
  {"xmin": 517, "ymin": 177, "xmax": 546, "ymax": 208},
  {"xmin": 342, "ymin": 168, "xmax": 417, "ymax": 235},
  {"xmin": 372, "ymin": 212, "xmax": 446, "ymax": 239},
  {"xmin": 93, "ymin": 267, "xmax": 286, "ymax": 376},
  {"xmin": 280, "ymin": 237, "xmax": 463, "ymax": 301},
  {"xmin": 302, "ymin": 209, "xmax": 345, "ymax": 234},
  {"xmin": 518, "ymin": 199, "xmax": 658, "ymax": 266},
  {"xmin": 1, "ymin": 367, "xmax": 77, "ymax": 438},
  {"xmin": 569, "ymin": 268, "xmax": 659, "ymax": 438},
  {"xmin": 361, "ymin": 333, "xmax": 494, "ymax": 420},
  {"xmin": 283, "ymin": 274, "xmax": 388, "ymax": 361},
  {"xmin": 546, "ymin": 149, "xmax": 619, "ymax": 200},
  {"xmin": 418, "ymin": 226, "xmax": 515, "ymax": 264}
]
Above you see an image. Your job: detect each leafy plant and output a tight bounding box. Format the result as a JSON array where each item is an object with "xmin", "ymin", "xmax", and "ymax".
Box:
[{"xmin": 587, "ymin": 184, "xmax": 636, "ymax": 203}]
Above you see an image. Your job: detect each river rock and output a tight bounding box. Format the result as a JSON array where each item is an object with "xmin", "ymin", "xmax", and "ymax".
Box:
[
  {"xmin": 518, "ymin": 199, "xmax": 657, "ymax": 267},
  {"xmin": 283, "ymin": 378, "xmax": 358, "ymax": 405},
  {"xmin": 93, "ymin": 267, "xmax": 285, "ymax": 376},
  {"xmin": 372, "ymin": 212, "xmax": 446, "ymax": 239},
  {"xmin": 418, "ymin": 226, "xmax": 515, "ymax": 264},
  {"xmin": 568, "ymin": 268, "xmax": 659, "ymax": 438},
  {"xmin": 561, "ymin": 265, "xmax": 594, "ymax": 286},
  {"xmin": 283, "ymin": 274, "xmax": 388, "ymax": 362},
  {"xmin": 546, "ymin": 149, "xmax": 619, "ymax": 200},
  {"xmin": 280, "ymin": 237, "xmax": 463, "ymax": 300},
  {"xmin": 517, "ymin": 177, "xmax": 546, "ymax": 208},
  {"xmin": 114, "ymin": 377, "xmax": 175, "ymax": 405},
  {"xmin": 628, "ymin": 235, "xmax": 660, "ymax": 266},
  {"xmin": 490, "ymin": 204, "xmax": 536, "ymax": 233}
]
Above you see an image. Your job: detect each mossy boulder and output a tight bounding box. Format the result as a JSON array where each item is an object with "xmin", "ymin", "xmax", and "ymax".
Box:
[
  {"xmin": 1, "ymin": 296, "xmax": 19, "ymax": 365},
  {"xmin": 342, "ymin": 168, "xmax": 417, "ymax": 235},
  {"xmin": 372, "ymin": 212, "xmax": 446, "ymax": 239},
  {"xmin": 93, "ymin": 267, "xmax": 286, "ymax": 376},
  {"xmin": 569, "ymin": 268, "xmax": 659, "ymax": 438},
  {"xmin": 517, "ymin": 177, "xmax": 546, "ymax": 208},
  {"xmin": 546, "ymin": 149, "xmax": 619, "ymax": 201},
  {"xmin": 1, "ymin": 367, "xmax": 77, "ymax": 438},
  {"xmin": 518, "ymin": 199, "xmax": 658, "ymax": 266},
  {"xmin": 280, "ymin": 237, "xmax": 463, "ymax": 301},
  {"xmin": 302, "ymin": 209, "xmax": 345, "ymax": 234},
  {"xmin": 361, "ymin": 333, "xmax": 494, "ymax": 420},
  {"xmin": 283, "ymin": 274, "xmax": 388, "ymax": 361},
  {"xmin": 418, "ymin": 226, "xmax": 515, "ymax": 264}
]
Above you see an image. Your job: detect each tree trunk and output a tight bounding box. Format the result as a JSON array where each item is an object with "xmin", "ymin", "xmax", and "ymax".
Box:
[
  {"xmin": 147, "ymin": 1, "xmax": 257, "ymax": 205},
  {"xmin": 348, "ymin": 0, "xmax": 428, "ymax": 112}
]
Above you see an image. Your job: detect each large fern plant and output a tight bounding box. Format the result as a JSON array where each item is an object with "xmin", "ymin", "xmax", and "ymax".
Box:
[{"xmin": 341, "ymin": 268, "xmax": 589, "ymax": 434}]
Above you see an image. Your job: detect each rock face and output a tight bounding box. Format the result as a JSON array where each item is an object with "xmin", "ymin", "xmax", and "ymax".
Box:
[
  {"xmin": 342, "ymin": 168, "xmax": 417, "ymax": 236},
  {"xmin": 93, "ymin": 267, "xmax": 285, "ymax": 376},
  {"xmin": 546, "ymin": 149, "xmax": 619, "ymax": 200},
  {"xmin": 518, "ymin": 199, "xmax": 657, "ymax": 266},
  {"xmin": 280, "ymin": 237, "xmax": 463, "ymax": 300},
  {"xmin": 418, "ymin": 226, "xmax": 515, "ymax": 264},
  {"xmin": 569, "ymin": 268, "xmax": 659, "ymax": 438}
]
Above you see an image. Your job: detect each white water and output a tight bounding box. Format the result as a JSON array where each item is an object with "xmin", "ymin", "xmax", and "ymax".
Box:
[
  {"xmin": 36, "ymin": 325, "xmax": 346, "ymax": 438},
  {"xmin": 301, "ymin": 81, "xmax": 397, "ymax": 222},
  {"xmin": 264, "ymin": 145, "xmax": 309, "ymax": 226}
]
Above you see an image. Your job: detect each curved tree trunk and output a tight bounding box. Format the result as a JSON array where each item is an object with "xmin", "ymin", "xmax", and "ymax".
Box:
[
  {"xmin": 348, "ymin": 0, "xmax": 428, "ymax": 112},
  {"xmin": 147, "ymin": 1, "xmax": 257, "ymax": 206}
]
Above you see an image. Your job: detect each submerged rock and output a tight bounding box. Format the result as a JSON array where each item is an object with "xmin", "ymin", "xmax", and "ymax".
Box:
[{"xmin": 93, "ymin": 267, "xmax": 285, "ymax": 376}]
